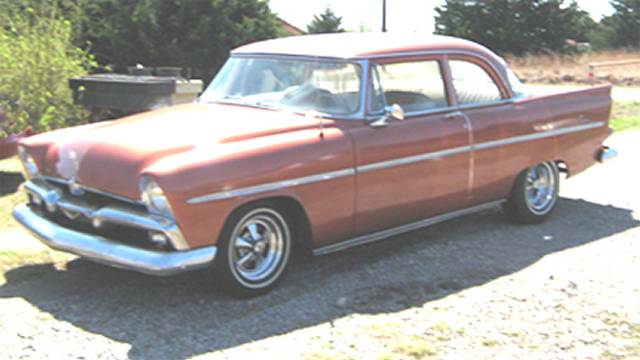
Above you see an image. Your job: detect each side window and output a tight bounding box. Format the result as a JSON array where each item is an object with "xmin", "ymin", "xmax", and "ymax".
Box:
[
  {"xmin": 449, "ymin": 60, "xmax": 502, "ymax": 105},
  {"xmin": 375, "ymin": 60, "xmax": 448, "ymax": 113}
]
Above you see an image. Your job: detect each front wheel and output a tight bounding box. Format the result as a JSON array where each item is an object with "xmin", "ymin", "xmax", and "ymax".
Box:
[
  {"xmin": 213, "ymin": 205, "xmax": 292, "ymax": 297},
  {"xmin": 503, "ymin": 161, "xmax": 560, "ymax": 224}
]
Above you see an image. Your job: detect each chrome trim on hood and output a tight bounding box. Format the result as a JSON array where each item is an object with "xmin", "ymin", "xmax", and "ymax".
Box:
[{"xmin": 43, "ymin": 176, "xmax": 142, "ymax": 205}]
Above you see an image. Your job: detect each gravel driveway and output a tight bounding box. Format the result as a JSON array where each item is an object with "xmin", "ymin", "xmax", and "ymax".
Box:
[{"xmin": 0, "ymin": 130, "xmax": 638, "ymax": 359}]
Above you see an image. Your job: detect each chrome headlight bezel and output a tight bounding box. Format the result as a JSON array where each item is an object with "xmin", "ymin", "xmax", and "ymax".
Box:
[
  {"xmin": 17, "ymin": 145, "xmax": 39, "ymax": 180},
  {"xmin": 139, "ymin": 176, "xmax": 174, "ymax": 219}
]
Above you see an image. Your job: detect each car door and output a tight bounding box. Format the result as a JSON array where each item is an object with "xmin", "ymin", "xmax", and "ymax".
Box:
[
  {"xmin": 447, "ymin": 57, "xmax": 533, "ymax": 205},
  {"xmin": 348, "ymin": 56, "xmax": 472, "ymax": 236}
]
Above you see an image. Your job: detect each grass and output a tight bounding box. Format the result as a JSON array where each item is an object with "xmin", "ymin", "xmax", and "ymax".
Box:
[
  {"xmin": 507, "ymin": 50, "xmax": 640, "ymax": 86},
  {"xmin": 599, "ymin": 311, "xmax": 640, "ymax": 359},
  {"xmin": 388, "ymin": 336, "xmax": 438, "ymax": 359},
  {"xmin": 611, "ymin": 102, "xmax": 640, "ymax": 132},
  {"xmin": 481, "ymin": 338, "xmax": 499, "ymax": 347}
]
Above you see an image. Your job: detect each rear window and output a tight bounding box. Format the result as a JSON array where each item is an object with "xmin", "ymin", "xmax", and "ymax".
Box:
[{"xmin": 449, "ymin": 60, "xmax": 502, "ymax": 105}]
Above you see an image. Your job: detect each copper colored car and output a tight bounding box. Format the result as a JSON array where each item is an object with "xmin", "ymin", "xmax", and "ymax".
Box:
[{"xmin": 13, "ymin": 33, "xmax": 617, "ymax": 296}]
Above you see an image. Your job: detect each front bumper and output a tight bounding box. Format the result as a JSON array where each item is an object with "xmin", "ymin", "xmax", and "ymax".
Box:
[{"xmin": 13, "ymin": 204, "xmax": 216, "ymax": 276}]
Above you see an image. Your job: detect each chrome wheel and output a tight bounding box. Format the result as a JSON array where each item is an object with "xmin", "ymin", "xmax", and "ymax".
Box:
[
  {"xmin": 228, "ymin": 208, "xmax": 290, "ymax": 289},
  {"xmin": 524, "ymin": 162, "xmax": 557, "ymax": 215}
]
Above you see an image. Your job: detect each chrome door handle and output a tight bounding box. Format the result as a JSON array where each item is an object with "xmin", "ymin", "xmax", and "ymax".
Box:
[{"xmin": 445, "ymin": 112, "xmax": 463, "ymax": 120}]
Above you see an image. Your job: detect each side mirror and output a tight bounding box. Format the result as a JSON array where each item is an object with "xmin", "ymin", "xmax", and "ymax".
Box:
[
  {"xmin": 386, "ymin": 104, "xmax": 405, "ymax": 121},
  {"xmin": 368, "ymin": 104, "xmax": 405, "ymax": 128}
]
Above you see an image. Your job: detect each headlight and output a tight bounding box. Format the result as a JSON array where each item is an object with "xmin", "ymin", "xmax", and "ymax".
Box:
[
  {"xmin": 140, "ymin": 177, "xmax": 174, "ymax": 218},
  {"xmin": 17, "ymin": 146, "xmax": 39, "ymax": 179}
]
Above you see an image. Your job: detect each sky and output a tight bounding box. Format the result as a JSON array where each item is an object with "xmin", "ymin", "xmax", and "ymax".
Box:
[{"xmin": 270, "ymin": 0, "xmax": 615, "ymax": 34}]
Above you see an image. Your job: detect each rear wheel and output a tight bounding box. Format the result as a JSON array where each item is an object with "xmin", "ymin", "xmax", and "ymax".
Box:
[
  {"xmin": 214, "ymin": 205, "xmax": 292, "ymax": 297},
  {"xmin": 503, "ymin": 161, "xmax": 559, "ymax": 224}
]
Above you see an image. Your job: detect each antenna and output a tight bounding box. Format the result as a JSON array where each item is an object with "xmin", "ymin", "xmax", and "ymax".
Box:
[{"xmin": 382, "ymin": 0, "xmax": 387, "ymax": 32}]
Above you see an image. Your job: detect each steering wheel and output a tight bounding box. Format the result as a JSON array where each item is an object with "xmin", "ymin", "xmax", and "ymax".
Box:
[{"xmin": 281, "ymin": 85, "xmax": 351, "ymax": 113}]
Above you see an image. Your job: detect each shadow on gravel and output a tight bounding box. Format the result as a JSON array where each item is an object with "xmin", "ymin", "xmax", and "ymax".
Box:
[
  {"xmin": 1, "ymin": 198, "xmax": 638, "ymax": 358},
  {"xmin": 0, "ymin": 172, "xmax": 23, "ymax": 196}
]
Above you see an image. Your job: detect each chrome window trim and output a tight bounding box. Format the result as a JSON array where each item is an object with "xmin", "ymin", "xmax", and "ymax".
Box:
[
  {"xmin": 368, "ymin": 100, "xmax": 515, "ymax": 119},
  {"xmin": 360, "ymin": 49, "xmax": 513, "ymax": 99},
  {"xmin": 448, "ymin": 58, "xmax": 508, "ymax": 106},
  {"xmin": 313, "ymin": 200, "xmax": 505, "ymax": 255},
  {"xmin": 370, "ymin": 58, "xmax": 452, "ymax": 115},
  {"xmin": 208, "ymin": 54, "xmax": 369, "ymax": 121},
  {"xmin": 186, "ymin": 121, "xmax": 605, "ymax": 205},
  {"xmin": 231, "ymin": 52, "xmax": 352, "ymax": 63},
  {"xmin": 231, "ymin": 50, "xmax": 515, "ymax": 114},
  {"xmin": 187, "ymin": 168, "xmax": 356, "ymax": 205},
  {"xmin": 402, "ymin": 105, "xmax": 457, "ymax": 118},
  {"xmin": 456, "ymin": 99, "xmax": 515, "ymax": 111},
  {"xmin": 358, "ymin": 59, "xmax": 370, "ymax": 119}
]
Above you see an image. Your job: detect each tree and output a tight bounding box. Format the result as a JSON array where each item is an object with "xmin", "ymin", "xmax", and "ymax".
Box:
[
  {"xmin": 307, "ymin": 7, "xmax": 345, "ymax": 34},
  {"xmin": 600, "ymin": 0, "xmax": 640, "ymax": 48},
  {"xmin": 0, "ymin": 2, "xmax": 95, "ymax": 134},
  {"xmin": 434, "ymin": 0, "xmax": 596, "ymax": 55},
  {"xmin": 77, "ymin": 0, "xmax": 282, "ymax": 82}
]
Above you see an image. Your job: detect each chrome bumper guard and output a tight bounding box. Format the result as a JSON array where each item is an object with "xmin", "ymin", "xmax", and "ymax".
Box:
[
  {"xmin": 598, "ymin": 146, "xmax": 618, "ymax": 163},
  {"xmin": 13, "ymin": 204, "xmax": 216, "ymax": 276}
]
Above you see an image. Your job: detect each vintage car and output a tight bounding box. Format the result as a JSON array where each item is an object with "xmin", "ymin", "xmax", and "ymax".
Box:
[{"xmin": 13, "ymin": 33, "xmax": 616, "ymax": 296}]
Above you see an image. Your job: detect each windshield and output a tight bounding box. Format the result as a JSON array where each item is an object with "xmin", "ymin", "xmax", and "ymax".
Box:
[{"xmin": 200, "ymin": 57, "xmax": 362, "ymax": 116}]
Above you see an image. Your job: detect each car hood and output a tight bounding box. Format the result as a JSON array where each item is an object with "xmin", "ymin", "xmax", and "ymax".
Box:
[{"xmin": 26, "ymin": 103, "xmax": 323, "ymax": 199}]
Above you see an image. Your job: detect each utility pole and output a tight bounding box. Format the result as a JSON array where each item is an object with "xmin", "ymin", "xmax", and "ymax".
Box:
[{"xmin": 382, "ymin": 0, "xmax": 387, "ymax": 32}]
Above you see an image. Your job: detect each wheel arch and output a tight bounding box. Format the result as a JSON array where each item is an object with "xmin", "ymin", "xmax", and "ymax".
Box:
[
  {"xmin": 555, "ymin": 159, "xmax": 569, "ymax": 176},
  {"xmin": 224, "ymin": 195, "xmax": 314, "ymax": 256}
]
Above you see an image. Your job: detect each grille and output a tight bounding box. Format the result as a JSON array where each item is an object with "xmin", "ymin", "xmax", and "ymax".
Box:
[{"xmin": 25, "ymin": 178, "xmax": 178, "ymax": 251}]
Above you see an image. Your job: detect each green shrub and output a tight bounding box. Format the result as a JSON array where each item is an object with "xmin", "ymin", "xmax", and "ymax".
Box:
[{"xmin": 0, "ymin": 5, "xmax": 95, "ymax": 135}]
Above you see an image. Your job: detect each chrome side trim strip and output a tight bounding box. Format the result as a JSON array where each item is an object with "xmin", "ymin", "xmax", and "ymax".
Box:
[
  {"xmin": 358, "ymin": 145, "xmax": 471, "ymax": 173},
  {"xmin": 187, "ymin": 168, "xmax": 356, "ymax": 205},
  {"xmin": 13, "ymin": 204, "xmax": 216, "ymax": 276},
  {"xmin": 187, "ymin": 121, "xmax": 605, "ymax": 205},
  {"xmin": 357, "ymin": 121, "xmax": 605, "ymax": 173},
  {"xmin": 313, "ymin": 200, "xmax": 505, "ymax": 256},
  {"xmin": 473, "ymin": 121, "xmax": 605, "ymax": 151}
]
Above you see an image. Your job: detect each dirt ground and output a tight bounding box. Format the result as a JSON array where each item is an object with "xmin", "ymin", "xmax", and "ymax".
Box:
[
  {"xmin": 507, "ymin": 51, "xmax": 640, "ymax": 86},
  {"xmin": 0, "ymin": 130, "xmax": 638, "ymax": 359}
]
